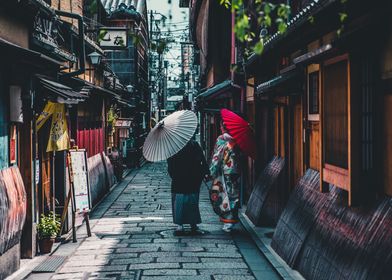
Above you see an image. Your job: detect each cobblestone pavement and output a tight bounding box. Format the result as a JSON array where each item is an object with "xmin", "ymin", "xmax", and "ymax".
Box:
[{"xmin": 48, "ymin": 162, "xmax": 281, "ymax": 280}]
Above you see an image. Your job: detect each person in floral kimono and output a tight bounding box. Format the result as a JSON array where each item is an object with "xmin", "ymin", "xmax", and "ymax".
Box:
[{"xmin": 209, "ymin": 121, "xmax": 241, "ymax": 232}]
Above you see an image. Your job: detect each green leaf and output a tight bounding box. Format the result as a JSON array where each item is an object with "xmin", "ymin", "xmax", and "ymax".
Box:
[
  {"xmin": 98, "ymin": 30, "xmax": 108, "ymax": 42},
  {"xmin": 264, "ymin": 15, "xmax": 272, "ymax": 27},
  {"xmin": 253, "ymin": 40, "xmax": 264, "ymax": 55},
  {"xmin": 339, "ymin": 12, "xmax": 348, "ymax": 23},
  {"xmin": 278, "ymin": 21, "xmax": 287, "ymax": 34},
  {"xmin": 264, "ymin": 3, "xmax": 271, "ymax": 14}
]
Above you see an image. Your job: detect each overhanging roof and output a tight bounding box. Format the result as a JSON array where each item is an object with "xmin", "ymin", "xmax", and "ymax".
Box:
[
  {"xmin": 0, "ymin": 38, "xmax": 62, "ymax": 68},
  {"xmin": 37, "ymin": 77, "xmax": 88, "ymax": 104},
  {"xmin": 197, "ymin": 80, "xmax": 241, "ymax": 100},
  {"xmin": 116, "ymin": 98, "xmax": 136, "ymax": 108},
  {"xmin": 256, "ymin": 69, "xmax": 300, "ymax": 95},
  {"xmin": 293, "ymin": 43, "xmax": 333, "ymax": 65},
  {"xmin": 245, "ymin": 0, "xmax": 338, "ymax": 68},
  {"xmin": 101, "ymin": 0, "xmax": 145, "ymax": 20},
  {"xmin": 66, "ymin": 77, "xmax": 122, "ymax": 100}
]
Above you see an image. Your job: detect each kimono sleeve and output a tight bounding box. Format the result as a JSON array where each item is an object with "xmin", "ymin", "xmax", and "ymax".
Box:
[
  {"xmin": 209, "ymin": 137, "xmax": 224, "ymax": 178},
  {"xmin": 223, "ymin": 145, "xmax": 240, "ymax": 175}
]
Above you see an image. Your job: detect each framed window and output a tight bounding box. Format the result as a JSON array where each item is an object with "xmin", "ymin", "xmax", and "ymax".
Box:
[
  {"xmin": 320, "ymin": 54, "xmax": 351, "ymax": 202},
  {"xmin": 323, "ymin": 59, "xmax": 348, "ymax": 169},
  {"xmin": 307, "ymin": 64, "xmax": 320, "ymax": 121}
]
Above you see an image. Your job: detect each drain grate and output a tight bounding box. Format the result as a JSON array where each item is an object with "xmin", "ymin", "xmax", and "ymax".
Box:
[{"xmin": 32, "ymin": 255, "xmax": 67, "ymax": 272}]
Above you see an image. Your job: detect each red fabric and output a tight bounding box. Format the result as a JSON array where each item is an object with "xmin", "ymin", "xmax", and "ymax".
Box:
[
  {"xmin": 76, "ymin": 124, "xmax": 105, "ymax": 158},
  {"xmin": 220, "ymin": 109, "xmax": 257, "ymax": 159}
]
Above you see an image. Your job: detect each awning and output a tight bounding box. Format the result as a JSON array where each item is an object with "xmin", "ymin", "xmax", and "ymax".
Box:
[
  {"xmin": 115, "ymin": 98, "xmax": 136, "ymax": 109},
  {"xmin": 256, "ymin": 69, "xmax": 300, "ymax": 95},
  {"xmin": 245, "ymin": 0, "xmax": 339, "ymax": 69},
  {"xmin": 65, "ymin": 77, "xmax": 122, "ymax": 100},
  {"xmin": 197, "ymin": 80, "xmax": 241, "ymax": 100},
  {"xmin": 293, "ymin": 44, "xmax": 333, "ymax": 65},
  {"xmin": 0, "ymin": 38, "xmax": 62, "ymax": 68},
  {"xmin": 37, "ymin": 77, "xmax": 88, "ymax": 104},
  {"xmin": 63, "ymin": 77, "xmax": 134, "ymax": 108}
]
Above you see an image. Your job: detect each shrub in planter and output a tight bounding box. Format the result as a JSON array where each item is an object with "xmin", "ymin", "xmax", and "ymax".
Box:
[{"xmin": 37, "ymin": 211, "xmax": 61, "ymax": 254}]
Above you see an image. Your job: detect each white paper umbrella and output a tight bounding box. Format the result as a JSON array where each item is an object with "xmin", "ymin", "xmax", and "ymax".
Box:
[{"xmin": 143, "ymin": 110, "xmax": 198, "ymax": 162}]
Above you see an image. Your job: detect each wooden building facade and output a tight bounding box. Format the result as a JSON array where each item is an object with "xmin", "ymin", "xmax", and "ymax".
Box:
[
  {"xmin": 244, "ymin": 0, "xmax": 392, "ymax": 278},
  {"xmin": 190, "ymin": 0, "xmax": 392, "ymax": 278},
  {"xmin": 0, "ymin": 0, "xmax": 146, "ymax": 278}
]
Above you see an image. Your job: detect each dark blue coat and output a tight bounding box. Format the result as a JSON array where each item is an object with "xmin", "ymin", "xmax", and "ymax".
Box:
[{"xmin": 167, "ymin": 140, "xmax": 209, "ymax": 194}]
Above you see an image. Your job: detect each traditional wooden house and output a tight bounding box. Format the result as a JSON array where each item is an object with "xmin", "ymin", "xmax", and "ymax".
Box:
[
  {"xmin": 191, "ymin": 0, "xmax": 246, "ymax": 161},
  {"xmin": 0, "ymin": 0, "xmax": 62, "ymax": 277},
  {"xmin": 0, "ymin": 1, "xmax": 125, "ymax": 277},
  {"xmin": 245, "ymin": 0, "xmax": 392, "ymax": 278}
]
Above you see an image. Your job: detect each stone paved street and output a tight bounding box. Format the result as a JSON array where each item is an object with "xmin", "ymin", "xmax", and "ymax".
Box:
[{"xmin": 47, "ymin": 163, "xmax": 281, "ymax": 280}]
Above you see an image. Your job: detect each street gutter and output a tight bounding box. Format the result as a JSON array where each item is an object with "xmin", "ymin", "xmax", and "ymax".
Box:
[{"xmin": 239, "ymin": 207, "xmax": 305, "ymax": 280}]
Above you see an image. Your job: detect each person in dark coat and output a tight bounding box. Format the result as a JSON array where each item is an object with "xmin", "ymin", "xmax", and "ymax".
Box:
[{"xmin": 167, "ymin": 139, "xmax": 209, "ymax": 233}]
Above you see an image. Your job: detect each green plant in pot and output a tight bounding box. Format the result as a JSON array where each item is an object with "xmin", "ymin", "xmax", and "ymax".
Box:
[{"xmin": 37, "ymin": 211, "xmax": 61, "ymax": 254}]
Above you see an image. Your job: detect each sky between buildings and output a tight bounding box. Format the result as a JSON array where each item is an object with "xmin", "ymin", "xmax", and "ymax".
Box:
[{"xmin": 147, "ymin": 0, "xmax": 189, "ymax": 88}]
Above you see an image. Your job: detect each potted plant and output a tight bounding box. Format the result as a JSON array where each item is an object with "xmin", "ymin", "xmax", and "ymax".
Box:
[{"xmin": 37, "ymin": 211, "xmax": 61, "ymax": 254}]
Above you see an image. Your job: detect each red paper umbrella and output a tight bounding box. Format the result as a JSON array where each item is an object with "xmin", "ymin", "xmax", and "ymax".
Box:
[{"xmin": 220, "ymin": 109, "xmax": 257, "ymax": 159}]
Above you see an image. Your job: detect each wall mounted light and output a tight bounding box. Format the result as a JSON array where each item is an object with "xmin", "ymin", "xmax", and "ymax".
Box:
[{"xmin": 88, "ymin": 51, "xmax": 102, "ymax": 66}]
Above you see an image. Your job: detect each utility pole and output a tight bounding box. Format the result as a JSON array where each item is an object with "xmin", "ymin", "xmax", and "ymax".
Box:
[
  {"xmin": 150, "ymin": 10, "xmax": 153, "ymax": 41},
  {"xmin": 158, "ymin": 52, "xmax": 162, "ymax": 120}
]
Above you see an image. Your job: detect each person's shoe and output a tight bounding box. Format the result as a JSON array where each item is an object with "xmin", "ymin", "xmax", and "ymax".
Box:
[
  {"xmin": 176, "ymin": 225, "xmax": 184, "ymax": 231},
  {"xmin": 222, "ymin": 223, "xmax": 233, "ymax": 233}
]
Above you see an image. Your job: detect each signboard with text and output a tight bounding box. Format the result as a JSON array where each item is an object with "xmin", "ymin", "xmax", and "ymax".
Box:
[
  {"xmin": 69, "ymin": 149, "xmax": 91, "ymax": 213},
  {"xmin": 98, "ymin": 28, "xmax": 128, "ymax": 49}
]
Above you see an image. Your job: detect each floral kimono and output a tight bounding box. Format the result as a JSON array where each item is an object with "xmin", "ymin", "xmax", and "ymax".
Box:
[{"xmin": 209, "ymin": 133, "xmax": 240, "ymax": 224}]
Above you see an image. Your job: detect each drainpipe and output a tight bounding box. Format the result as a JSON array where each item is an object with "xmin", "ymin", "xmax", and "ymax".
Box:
[{"xmin": 55, "ymin": 10, "xmax": 86, "ymax": 78}]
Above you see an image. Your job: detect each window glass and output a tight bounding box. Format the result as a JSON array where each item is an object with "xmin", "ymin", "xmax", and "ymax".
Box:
[{"xmin": 309, "ymin": 71, "xmax": 319, "ymax": 114}]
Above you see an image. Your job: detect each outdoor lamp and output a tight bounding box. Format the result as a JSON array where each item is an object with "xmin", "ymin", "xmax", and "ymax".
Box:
[
  {"xmin": 88, "ymin": 51, "xmax": 102, "ymax": 66},
  {"xmin": 126, "ymin": 85, "xmax": 134, "ymax": 93}
]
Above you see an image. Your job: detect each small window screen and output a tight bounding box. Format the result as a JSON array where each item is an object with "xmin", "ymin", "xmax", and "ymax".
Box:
[{"xmin": 308, "ymin": 71, "xmax": 319, "ymax": 114}]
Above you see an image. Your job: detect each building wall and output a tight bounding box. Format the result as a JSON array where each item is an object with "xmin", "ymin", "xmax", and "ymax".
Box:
[
  {"xmin": 0, "ymin": 9, "xmax": 28, "ymax": 48},
  {"xmin": 54, "ymin": 0, "xmax": 84, "ymax": 28},
  {"xmin": 381, "ymin": 22, "xmax": 392, "ymax": 196},
  {"xmin": 0, "ymin": 72, "xmax": 9, "ymax": 170}
]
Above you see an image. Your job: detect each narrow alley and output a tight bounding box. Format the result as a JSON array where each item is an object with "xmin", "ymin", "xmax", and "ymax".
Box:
[{"xmin": 28, "ymin": 163, "xmax": 281, "ymax": 280}]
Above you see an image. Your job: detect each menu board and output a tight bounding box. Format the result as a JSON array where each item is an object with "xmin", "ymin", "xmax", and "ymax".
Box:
[{"xmin": 69, "ymin": 149, "xmax": 91, "ymax": 213}]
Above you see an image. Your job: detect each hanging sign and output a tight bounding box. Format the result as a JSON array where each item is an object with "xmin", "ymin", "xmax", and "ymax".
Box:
[
  {"xmin": 115, "ymin": 119, "xmax": 132, "ymax": 127},
  {"xmin": 36, "ymin": 102, "xmax": 70, "ymax": 152},
  {"xmin": 69, "ymin": 149, "xmax": 91, "ymax": 213},
  {"xmin": 31, "ymin": 12, "xmax": 77, "ymax": 62},
  {"xmin": 35, "ymin": 160, "xmax": 40, "ymax": 185},
  {"xmin": 9, "ymin": 125, "xmax": 17, "ymax": 164},
  {"xmin": 98, "ymin": 28, "xmax": 128, "ymax": 49}
]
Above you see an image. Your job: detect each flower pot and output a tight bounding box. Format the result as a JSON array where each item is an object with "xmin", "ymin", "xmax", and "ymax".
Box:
[{"xmin": 39, "ymin": 238, "xmax": 55, "ymax": 254}]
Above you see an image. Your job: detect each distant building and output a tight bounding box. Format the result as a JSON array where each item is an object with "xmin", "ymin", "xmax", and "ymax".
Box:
[
  {"xmin": 166, "ymin": 95, "xmax": 184, "ymax": 112},
  {"xmin": 99, "ymin": 0, "xmax": 150, "ymax": 165}
]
